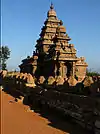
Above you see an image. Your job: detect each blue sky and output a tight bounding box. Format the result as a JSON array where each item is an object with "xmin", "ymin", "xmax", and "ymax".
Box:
[{"xmin": 1, "ymin": 0, "xmax": 100, "ymax": 72}]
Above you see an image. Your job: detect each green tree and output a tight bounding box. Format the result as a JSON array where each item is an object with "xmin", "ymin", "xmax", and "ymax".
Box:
[
  {"xmin": 0, "ymin": 45, "xmax": 10, "ymax": 70},
  {"xmin": 86, "ymin": 68, "xmax": 100, "ymax": 76}
]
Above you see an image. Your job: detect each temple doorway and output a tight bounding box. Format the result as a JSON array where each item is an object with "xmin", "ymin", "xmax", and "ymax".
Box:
[{"xmin": 65, "ymin": 62, "xmax": 72, "ymax": 78}]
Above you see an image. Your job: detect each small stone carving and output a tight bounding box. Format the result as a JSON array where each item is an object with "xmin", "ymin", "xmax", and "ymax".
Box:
[
  {"xmin": 55, "ymin": 76, "xmax": 64, "ymax": 85},
  {"xmin": 22, "ymin": 73, "xmax": 27, "ymax": 80},
  {"xmin": 26, "ymin": 74, "xmax": 34, "ymax": 83},
  {"xmin": 68, "ymin": 76, "xmax": 77, "ymax": 86},
  {"xmin": 47, "ymin": 76, "xmax": 55, "ymax": 85},
  {"xmin": 19, "ymin": 73, "xmax": 24, "ymax": 79},
  {"xmin": 38, "ymin": 76, "xmax": 45, "ymax": 84},
  {"xmin": 16, "ymin": 73, "xmax": 20, "ymax": 79},
  {"xmin": 25, "ymin": 74, "xmax": 36, "ymax": 87},
  {"xmin": 83, "ymin": 76, "xmax": 94, "ymax": 87},
  {"xmin": 0, "ymin": 70, "xmax": 7, "ymax": 78}
]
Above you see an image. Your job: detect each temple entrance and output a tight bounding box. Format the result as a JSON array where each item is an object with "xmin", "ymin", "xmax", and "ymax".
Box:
[
  {"xmin": 65, "ymin": 62, "xmax": 72, "ymax": 78},
  {"xmin": 54, "ymin": 62, "xmax": 72, "ymax": 78}
]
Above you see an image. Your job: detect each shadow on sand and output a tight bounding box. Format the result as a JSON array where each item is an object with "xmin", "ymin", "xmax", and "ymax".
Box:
[
  {"xmin": 2, "ymin": 87, "xmax": 92, "ymax": 134},
  {"xmin": 29, "ymin": 103, "xmax": 92, "ymax": 134}
]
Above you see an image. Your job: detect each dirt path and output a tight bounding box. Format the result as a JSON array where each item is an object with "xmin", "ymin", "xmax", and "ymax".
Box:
[{"xmin": 1, "ymin": 90, "xmax": 90, "ymax": 134}]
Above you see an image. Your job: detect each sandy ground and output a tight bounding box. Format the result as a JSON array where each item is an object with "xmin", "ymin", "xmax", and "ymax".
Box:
[{"xmin": 1, "ymin": 90, "xmax": 90, "ymax": 134}]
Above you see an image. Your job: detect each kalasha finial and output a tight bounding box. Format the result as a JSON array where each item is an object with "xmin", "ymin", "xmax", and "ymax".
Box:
[{"xmin": 50, "ymin": 2, "xmax": 54, "ymax": 9}]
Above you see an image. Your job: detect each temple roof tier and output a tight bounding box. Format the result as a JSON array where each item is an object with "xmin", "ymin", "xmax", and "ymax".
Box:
[
  {"xmin": 54, "ymin": 58, "xmax": 78, "ymax": 61},
  {"xmin": 40, "ymin": 30, "xmax": 57, "ymax": 36},
  {"xmin": 55, "ymin": 36, "xmax": 71, "ymax": 41},
  {"xmin": 57, "ymin": 25, "xmax": 66, "ymax": 33},
  {"xmin": 43, "ymin": 24, "xmax": 59, "ymax": 28},
  {"xmin": 42, "ymin": 41, "xmax": 54, "ymax": 44},
  {"xmin": 44, "ymin": 19, "xmax": 60, "ymax": 23},
  {"xmin": 44, "ymin": 57, "xmax": 79, "ymax": 61}
]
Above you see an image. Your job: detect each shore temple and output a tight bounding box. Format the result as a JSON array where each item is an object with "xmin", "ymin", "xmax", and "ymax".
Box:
[{"xmin": 19, "ymin": 4, "xmax": 88, "ymax": 82}]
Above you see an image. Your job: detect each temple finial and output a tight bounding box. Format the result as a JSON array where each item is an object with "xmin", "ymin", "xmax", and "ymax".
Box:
[{"xmin": 50, "ymin": 2, "xmax": 54, "ymax": 9}]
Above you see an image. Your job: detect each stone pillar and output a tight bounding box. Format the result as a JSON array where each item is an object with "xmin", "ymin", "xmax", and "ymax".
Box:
[
  {"xmin": 32, "ymin": 65, "xmax": 37, "ymax": 75},
  {"xmin": 54, "ymin": 62, "xmax": 60, "ymax": 77},
  {"xmin": 68, "ymin": 62, "xmax": 73, "ymax": 77},
  {"xmin": 59, "ymin": 62, "xmax": 62, "ymax": 76},
  {"xmin": 54, "ymin": 63, "xmax": 57, "ymax": 77},
  {"xmin": 59, "ymin": 61, "xmax": 67, "ymax": 78},
  {"xmin": 72, "ymin": 62, "xmax": 75, "ymax": 77},
  {"xmin": 63, "ymin": 62, "xmax": 67, "ymax": 78}
]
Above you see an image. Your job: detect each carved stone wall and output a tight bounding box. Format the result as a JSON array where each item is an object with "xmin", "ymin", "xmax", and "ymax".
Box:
[
  {"xmin": 75, "ymin": 65, "xmax": 87, "ymax": 82},
  {"xmin": 75, "ymin": 57, "xmax": 88, "ymax": 82}
]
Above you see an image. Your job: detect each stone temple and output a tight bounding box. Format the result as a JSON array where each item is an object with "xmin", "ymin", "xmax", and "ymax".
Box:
[{"xmin": 19, "ymin": 4, "xmax": 88, "ymax": 82}]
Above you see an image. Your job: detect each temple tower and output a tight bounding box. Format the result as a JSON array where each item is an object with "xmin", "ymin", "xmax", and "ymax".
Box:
[
  {"xmin": 36, "ymin": 3, "xmax": 60, "ymax": 54},
  {"xmin": 43, "ymin": 20, "xmax": 78, "ymax": 78},
  {"xmin": 19, "ymin": 3, "xmax": 88, "ymax": 82}
]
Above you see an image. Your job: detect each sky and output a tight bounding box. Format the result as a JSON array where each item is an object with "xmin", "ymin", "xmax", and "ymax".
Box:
[{"xmin": 1, "ymin": 0, "xmax": 100, "ymax": 72}]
